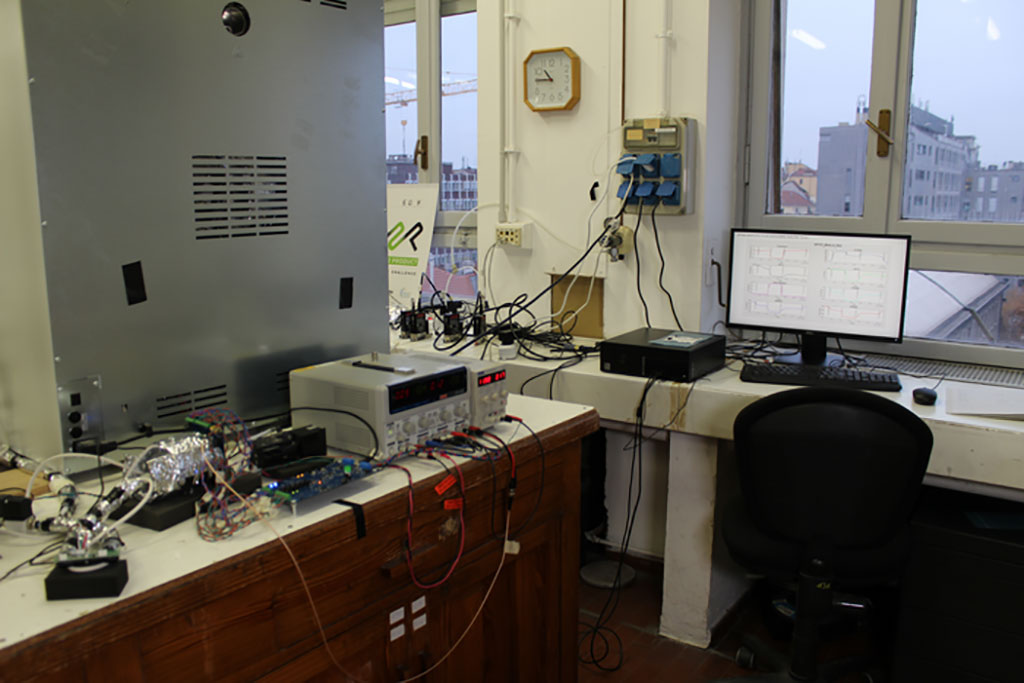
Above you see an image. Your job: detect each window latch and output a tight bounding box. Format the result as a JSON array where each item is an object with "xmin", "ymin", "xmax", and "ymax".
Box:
[
  {"xmin": 865, "ymin": 109, "xmax": 893, "ymax": 157},
  {"xmin": 413, "ymin": 135, "xmax": 429, "ymax": 171}
]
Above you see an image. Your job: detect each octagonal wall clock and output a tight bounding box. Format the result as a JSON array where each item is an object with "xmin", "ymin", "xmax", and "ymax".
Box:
[{"xmin": 523, "ymin": 47, "xmax": 581, "ymax": 112}]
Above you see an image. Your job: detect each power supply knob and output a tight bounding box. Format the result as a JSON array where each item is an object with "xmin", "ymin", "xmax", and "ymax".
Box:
[
  {"xmin": 418, "ymin": 416, "xmax": 431, "ymax": 429},
  {"xmin": 441, "ymin": 408, "xmax": 454, "ymax": 421},
  {"xmin": 403, "ymin": 422, "xmax": 416, "ymax": 435},
  {"xmin": 455, "ymin": 404, "xmax": 468, "ymax": 417}
]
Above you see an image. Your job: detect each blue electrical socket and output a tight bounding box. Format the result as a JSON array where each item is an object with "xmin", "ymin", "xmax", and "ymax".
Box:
[
  {"xmin": 617, "ymin": 180, "xmax": 639, "ymax": 204},
  {"xmin": 636, "ymin": 181, "xmax": 660, "ymax": 205},
  {"xmin": 656, "ymin": 180, "xmax": 680, "ymax": 206},
  {"xmin": 636, "ymin": 153, "xmax": 660, "ymax": 178},
  {"xmin": 616, "ymin": 154, "xmax": 638, "ymax": 176},
  {"xmin": 620, "ymin": 117, "xmax": 692, "ymax": 213},
  {"xmin": 661, "ymin": 153, "xmax": 682, "ymax": 178}
]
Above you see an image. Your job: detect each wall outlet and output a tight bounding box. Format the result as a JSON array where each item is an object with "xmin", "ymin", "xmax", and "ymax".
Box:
[{"xmin": 495, "ymin": 222, "xmax": 532, "ymax": 249}]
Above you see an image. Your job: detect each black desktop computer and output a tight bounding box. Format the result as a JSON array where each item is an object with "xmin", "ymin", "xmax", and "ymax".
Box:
[{"xmin": 599, "ymin": 328, "xmax": 726, "ymax": 382}]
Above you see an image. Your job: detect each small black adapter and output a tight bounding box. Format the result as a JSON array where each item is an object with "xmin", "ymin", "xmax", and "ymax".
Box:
[{"xmin": 252, "ymin": 425, "xmax": 327, "ymax": 468}]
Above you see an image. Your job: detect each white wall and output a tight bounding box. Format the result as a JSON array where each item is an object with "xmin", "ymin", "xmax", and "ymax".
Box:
[
  {"xmin": 0, "ymin": 1, "xmax": 62, "ymax": 456},
  {"xmin": 477, "ymin": 0, "xmax": 744, "ymax": 558},
  {"xmin": 477, "ymin": 0, "xmax": 742, "ymax": 336}
]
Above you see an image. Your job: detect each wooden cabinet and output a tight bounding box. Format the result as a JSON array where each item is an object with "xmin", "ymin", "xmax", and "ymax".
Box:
[{"xmin": 0, "ymin": 408, "xmax": 597, "ymax": 682}]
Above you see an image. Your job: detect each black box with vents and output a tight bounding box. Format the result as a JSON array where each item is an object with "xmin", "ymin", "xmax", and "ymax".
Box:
[{"xmin": 599, "ymin": 328, "xmax": 725, "ymax": 382}]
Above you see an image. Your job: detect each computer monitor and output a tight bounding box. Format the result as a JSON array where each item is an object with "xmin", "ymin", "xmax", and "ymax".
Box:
[{"xmin": 726, "ymin": 228, "xmax": 911, "ymax": 365}]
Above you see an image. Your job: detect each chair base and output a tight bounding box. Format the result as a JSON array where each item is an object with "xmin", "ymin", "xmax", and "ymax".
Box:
[
  {"xmin": 713, "ymin": 634, "xmax": 883, "ymax": 683},
  {"xmin": 579, "ymin": 558, "xmax": 636, "ymax": 589}
]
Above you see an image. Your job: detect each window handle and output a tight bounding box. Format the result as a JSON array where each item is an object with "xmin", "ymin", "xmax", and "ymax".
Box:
[
  {"xmin": 865, "ymin": 109, "xmax": 893, "ymax": 157},
  {"xmin": 413, "ymin": 135, "xmax": 429, "ymax": 171}
]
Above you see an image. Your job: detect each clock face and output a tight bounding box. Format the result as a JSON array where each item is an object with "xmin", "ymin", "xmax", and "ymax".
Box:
[{"xmin": 524, "ymin": 48, "xmax": 579, "ymax": 111}]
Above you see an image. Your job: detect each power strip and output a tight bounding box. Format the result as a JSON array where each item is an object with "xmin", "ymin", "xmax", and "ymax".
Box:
[{"xmin": 495, "ymin": 222, "xmax": 533, "ymax": 249}]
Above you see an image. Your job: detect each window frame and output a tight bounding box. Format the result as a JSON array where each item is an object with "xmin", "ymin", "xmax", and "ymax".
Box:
[
  {"xmin": 745, "ymin": 1, "xmax": 901, "ymax": 236},
  {"xmin": 885, "ymin": 0, "xmax": 1024, "ymax": 256},
  {"xmin": 742, "ymin": 0, "xmax": 1024, "ymax": 368},
  {"xmin": 384, "ymin": 0, "xmax": 478, "ymax": 231}
]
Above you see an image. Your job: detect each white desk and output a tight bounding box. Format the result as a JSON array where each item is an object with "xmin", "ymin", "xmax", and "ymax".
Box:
[{"xmin": 393, "ymin": 338, "xmax": 1024, "ymax": 647}]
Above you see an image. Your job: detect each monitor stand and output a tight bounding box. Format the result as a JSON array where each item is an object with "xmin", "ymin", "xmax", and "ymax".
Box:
[{"xmin": 776, "ymin": 332, "xmax": 844, "ymax": 367}]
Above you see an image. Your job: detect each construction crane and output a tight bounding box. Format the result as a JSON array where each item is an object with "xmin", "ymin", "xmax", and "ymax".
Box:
[{"xmin": 385, "ymin": 78, "xmax": 478, "ymax": 106}]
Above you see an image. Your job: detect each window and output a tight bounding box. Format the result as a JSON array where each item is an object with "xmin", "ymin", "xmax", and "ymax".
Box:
[
  {"xmin": 745, "ymin": 0, "xmax": 1024, "ymax": 366},
  {"xmin": 768, "ymin": 1, "xmax": 875, "ymax": 217},
  {"xmin": 385, "ymin": 1, "xmax": 478, "ymax": 302},
  {"xmin": 385, "ymin": 22, "xmax": 418, "ymax": 185},
  {"xmin": 907, "ymin": 270, "xmax": 1022, "ymax": 349},
  {"xmin": 440, "ymin": 12, "xmax": 477, "ymax": 213}
]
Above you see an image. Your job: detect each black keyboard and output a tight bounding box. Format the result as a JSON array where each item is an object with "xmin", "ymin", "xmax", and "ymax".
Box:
[{"xmin": 739, "ymin": 363, "xmax": 902, "ymax": 392}]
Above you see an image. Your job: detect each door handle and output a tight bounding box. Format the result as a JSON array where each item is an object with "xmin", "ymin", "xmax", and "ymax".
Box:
[
  {"xmin": 865, "ymin": 109, "xmax": 893, "ymax": 157},
  {"xmin": 413, "ymin": 135, "xmax": 429, "ymax": 171}
]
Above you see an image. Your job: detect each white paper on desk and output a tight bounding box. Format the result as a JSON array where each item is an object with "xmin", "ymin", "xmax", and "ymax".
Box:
[{"xmin": 945, "ymin": 384, "xmax": 1024, "ymax": 419}]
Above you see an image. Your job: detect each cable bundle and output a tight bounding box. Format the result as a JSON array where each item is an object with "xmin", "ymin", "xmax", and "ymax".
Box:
[{"xmin": 187, "ymin": 408, "xmax": 270, "ymax": 541}]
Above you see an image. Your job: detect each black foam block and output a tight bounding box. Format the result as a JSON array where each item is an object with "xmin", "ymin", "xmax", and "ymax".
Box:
[{"xmin": 45, "ymin": 559, "xmax": 128, "ymax": 600}]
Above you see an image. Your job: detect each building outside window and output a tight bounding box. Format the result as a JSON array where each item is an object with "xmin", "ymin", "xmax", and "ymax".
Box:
[
  {"xmin": 745, "ymin": 0, "xmax": 1024, "ymax": 365},
  {"xmin": 385, "ymin": 2, "xmax": 478, "ymax": 303}
]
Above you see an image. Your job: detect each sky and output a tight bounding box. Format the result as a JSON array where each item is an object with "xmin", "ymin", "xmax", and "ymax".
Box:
[
  {"xmin": 783, "ymin": 0, "xmax": 1024, "ymax": 169},
  {"xmin": 384, "ymin": 14, "xmax": 478, "ymax": 170},
  {"xmin": 384, "ymin": 3, "xmax": 1024, "ymax": 174}
]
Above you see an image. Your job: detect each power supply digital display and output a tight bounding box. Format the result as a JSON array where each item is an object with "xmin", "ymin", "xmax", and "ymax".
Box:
[
  {"xmin": 477, "ymin": 369, "xmax": 507, "ymax": 386},
  {"xmin": 389, "ymin": 368, "xmax": 467, "ymax": 414}
]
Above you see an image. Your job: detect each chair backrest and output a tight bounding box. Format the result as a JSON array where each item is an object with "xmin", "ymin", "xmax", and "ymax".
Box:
[{"xmin": 733, "ymin": 387, "xmax": 933, "ymax": 550}]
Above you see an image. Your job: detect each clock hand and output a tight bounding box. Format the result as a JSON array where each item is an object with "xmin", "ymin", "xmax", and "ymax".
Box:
[{"xmin": 543, "ymin": 69, "xmax": 554, "ymax": 81}]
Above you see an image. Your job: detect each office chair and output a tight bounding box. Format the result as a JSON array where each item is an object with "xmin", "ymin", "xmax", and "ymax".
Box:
[{"xmin": 716, "ymin": 387, "xmax": 932, "ymax": 682}]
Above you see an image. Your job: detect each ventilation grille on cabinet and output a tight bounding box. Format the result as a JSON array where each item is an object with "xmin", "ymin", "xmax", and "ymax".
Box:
[
  {"xmin": 192, "ymin": 155, "xmax": 289, "ymax": 240},
  {"xmin": 275, "ymin": 370, "xmax": 291, "ymax": 397},
  {"xmin": 155, "ymin": 384, "xmax": 229, "ymax": 418},
  {"xmin": 298, "ymin": 0, "xmax": 348, "ymax": 11},
  {"xmin": 864, "ymin": 353, "xmax": 1024, "ymax": 389}
]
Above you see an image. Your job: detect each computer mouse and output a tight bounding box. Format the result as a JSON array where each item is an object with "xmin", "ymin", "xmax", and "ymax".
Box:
[{"xmin": 912, "ymin": 387, "xmax": 937, "ymax": 406}]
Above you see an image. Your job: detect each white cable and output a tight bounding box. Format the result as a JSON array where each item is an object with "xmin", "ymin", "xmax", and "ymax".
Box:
[
  {"xmin": 25, "ymin": 453, "xmax": 124, "ymax": 497},
  {"xmin": 488, "ymin": 154, "xmax": 633, "ymax": 327},
  {"xmin": 518, "ymin": 156, "xmax": 635, "ymax": 259},
  {"xmin": 541, "ymin": 169, "xmax": 635, "ymax": 329},
  {"xmin": 444, "ymin": 202, "xmax": 500, "ymax": 296},
  {"xmin": 482, "ymin": 241, "xmax": 498, "ymax": 306},
  {"xmin": 398, "ymin": 514, "xmax": 511, "ymax": 683},
  {"xmin": 546, "ymin": 167, "xmax": 629, "ymax": 322},
  {"xmin": 513, "ymin": 209, "xmax": 581, "ymax": 252},
  {"xmin": 558, "ymin": 242, "xmax": 605, "ymax": 331}
]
